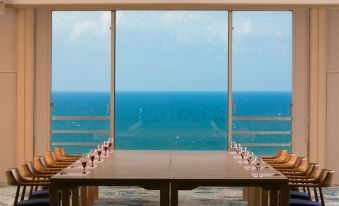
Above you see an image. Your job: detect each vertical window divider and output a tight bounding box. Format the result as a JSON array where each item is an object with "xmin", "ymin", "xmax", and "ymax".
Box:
[
  {"xmin": 227, "ymin": 10, "xmax": 233, "ymax": 150},
  {"xmin": 111, "ymin": 10, "xmax": 116, "ymax": 149}
]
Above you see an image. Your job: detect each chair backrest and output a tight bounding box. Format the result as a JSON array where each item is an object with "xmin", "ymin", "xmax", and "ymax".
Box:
[
  {"xmin": 18, "ymin": 163, "xmax": 34, "ymax": 178},
  {"xmin": 308, "ymin": 164, "xmax": 321, "ymax": 179},
  {"xmin": 293, "ymin": 157, "xmax": 303, "ymax": 168},
  {"xmin": 54, "ymin": 147, "xmax": 64, "ymax": 159},
  {"xmin": 4, "ymin": 169, "xmax": 18, "ymax": 186},
  {"xmin": 296, "ymin": 159, "xmax": 308, "ymax": 172},
  {"xmin": 322, "ymin": 170, "xmax": 335, "ymax": 187},
  {"xmin": 26, "ymin": 161, "xmax": 39, "ymax": 174},
  {"xmin": 34, "ymin": 156, "xmax": 46, "ymax": 170},
  {"xmin": 304, "ymin": 163, "xmax": 317, "ymax": 176},
  {"xmin": 9, "ymin": 168, "xmax": 28, "ymax": 184},
  {"xmin": 44, "ymin": 152, "xmax": 55, "ymax": 165}
]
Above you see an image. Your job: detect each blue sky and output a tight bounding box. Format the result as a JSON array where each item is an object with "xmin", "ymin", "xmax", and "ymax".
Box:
[{"xmin": 52, "ymin": 11, "xmax": 292, "ymax": 92}]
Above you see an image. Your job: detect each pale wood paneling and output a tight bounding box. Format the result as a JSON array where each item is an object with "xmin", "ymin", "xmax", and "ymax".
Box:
[
  {"xmin": 34, "ymin": 9, "xmax": 51, "ymax": 155},
  {"xmin": 326, "ymin": 73, "xmax": 339, "ymax": 183},
  {"xmin": 0, "ymin": 8, "xmax": 17, "ymax": 70},
  {"xmin": 292, "ymin": 9, "xmax": 309, "ymax": 157},
  {"xmin": 0, "ymin": 73, "xmax": 17, "ymax": 182},
  {"xmin": 325, "ymin": 9, "xmax": 339, "ymax": 71}
]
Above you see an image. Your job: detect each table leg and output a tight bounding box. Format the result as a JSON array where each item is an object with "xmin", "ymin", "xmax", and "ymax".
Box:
[
  {"xmin": 49, "ymin": 182, "xmax": 59, "ymax": 206},
  {"xmin": 170, "ymin": 183, "xmax": 178, "ymax": 206},
  {"xmin": 93, "ymin": 186, "xmax": 99, "ymax": 200},
  {"xmin": 72, "ymin": 187, "xmax": 79, "ymax": 206},
  {"xmin": 80, "ymin": 186, "xmax": 88, "ymax": 206},
  {"xmin": 160, "ymin": 183, "xmax": 170, "ymax": 206},
  {"xmin": 261, "ymin": 188, "xmax": 268, "ymax": 206},
  {"xmin": 87, "ymin": 186, "xmax": 94, "ymax": 206},
  {"xmin": 62, "ymin": 189, "xmax": 70, "ymax": 206},
  {"xmin": 270, "ymin": 190, "xmax": 278, "ymax": 206},
  {"xmin": 279, "ymin": 183, "xmax": 290, "ymax": 206}
]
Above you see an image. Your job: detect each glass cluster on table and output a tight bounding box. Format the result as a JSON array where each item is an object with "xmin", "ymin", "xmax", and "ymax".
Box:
[
  {"xmin": 230, "ymin": 141, "xmax": 263, "ymax": 178},
  {"xmin": 80, "ymin": 138, "xmax": 114, "ymax": 174}
]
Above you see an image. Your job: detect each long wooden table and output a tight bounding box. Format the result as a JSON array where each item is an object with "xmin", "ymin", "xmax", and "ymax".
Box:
[{"xmin": 49, "ymin": 150, "xmax": 289, "ymax": 206}]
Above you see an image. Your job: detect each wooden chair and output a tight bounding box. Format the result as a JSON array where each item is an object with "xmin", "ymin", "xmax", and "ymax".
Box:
[
  {"xmin": 261, "ymin": 149, "xmax": 286, "ymax": 160},
  {"xmin": 54, "ymin": 147, "xmax": 80, "ymax": 161},
  {"xmin": 5, "ymin": 168, "xmax": 49, "ymax": 206},
  {"xmin": 264, "ymin": 151, "xmax": 291, "ymax": 164},
  {"xmin": 44, "ymin": 152, "xmax": 72, "ymax": 167},
  {"xmin": 33, "ymin": 156, "xmax": 63, "ymax": 173},
  {"xmin": 278, "ymin": 158, "xmax": 308, "ymax": 174},
  {"xmin": 270, "ymin": 154, "xmax": 302, "ymax": 169},
  {"xmin": 289, "ymin": 169, "xmax": 335, "ymax": 206}
]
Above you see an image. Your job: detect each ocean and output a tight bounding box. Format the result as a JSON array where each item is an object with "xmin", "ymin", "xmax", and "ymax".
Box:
[{"xmin": 51, "ymin": 92, "xmax": 292, "ymax": 155}]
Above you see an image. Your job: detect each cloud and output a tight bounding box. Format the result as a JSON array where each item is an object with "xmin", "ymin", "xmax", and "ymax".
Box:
[
  {"xmin": 235, "ymin": 20, "xmax": 252, "ymax": 35},
  {"xmin": 68, "ymin": 12, "xmax": 111, "ymax": 42}
]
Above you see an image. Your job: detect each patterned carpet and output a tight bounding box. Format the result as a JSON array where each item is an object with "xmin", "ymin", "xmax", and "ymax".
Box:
[{"xmin": 0, "ymin": 185, "xmax": 338, "ymax": 206}]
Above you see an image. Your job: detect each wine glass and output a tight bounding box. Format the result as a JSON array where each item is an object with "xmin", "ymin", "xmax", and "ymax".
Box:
[
  {"xmin": 235, "ymin": 144, "xmax": 241, "ymax": 157},
  {"xmin": 97, "ymin": 145, "xmax": 103, "ymax": 161},
  {"xmin": 247, "ymin": 152, "xmax": 254, "ymax": 165},
  {"xmin": 89, "ymin": 149, "xmax": 95, "ymax": 167},
  {"xmin": 81, "ymin": 154, "xmax": 88, "ymax": 174},
  {"xmin": 103, "ymin": 141, "xmax": 108, "ymax": 156},
  {"xmin": 108, "ymin": 138, "xmax": 113, "ymax": 151},
  {"xmin": 254, "ymin": 157, "xmax": 263, "ymax": 177},
  {"xmin": 240, "ymin": 147, "xmax": 247, "ymax": 165},
  {"xmin": 231, "ymin": 141, "xmax": 236, "ymax": 151}
]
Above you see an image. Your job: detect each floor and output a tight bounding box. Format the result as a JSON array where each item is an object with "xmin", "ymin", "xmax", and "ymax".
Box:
[{"xmin": 0, "ymin": 185, "xmax": 338, "ymax": 206}]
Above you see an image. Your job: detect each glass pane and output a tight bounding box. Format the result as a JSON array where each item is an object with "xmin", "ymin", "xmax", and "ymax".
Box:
[
  {"xmin": 51, "ymin": 11, "xmax": 111, "ymax": 154},
  {"xmin": 232, "ymin": 11, "xmax": 292, "ymax": 155},
  {"xmin": 115, "ymin": 11, "xmax": 228, "ymax": 150}
]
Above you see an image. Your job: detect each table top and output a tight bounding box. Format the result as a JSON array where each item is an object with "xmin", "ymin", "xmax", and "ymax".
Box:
[{"xmin": 51, "ymin": 150, "xmax": 287, "ymax": 184}]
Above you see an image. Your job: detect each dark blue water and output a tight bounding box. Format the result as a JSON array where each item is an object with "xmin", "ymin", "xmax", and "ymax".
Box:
[{"xmin": 51, "ymin": 92, "xmax": 292, "ymax": 155}]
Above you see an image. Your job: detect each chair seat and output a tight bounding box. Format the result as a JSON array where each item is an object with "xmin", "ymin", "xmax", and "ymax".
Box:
[
  {"xmin": 17, "ymin": 198, "xmax": 49, "ymax": 206},
  {"xmin": 290, "ymin": 191, "xmax": 310, "ymax": 200},
  {"xmin": 32, "ymin": 190, "xmax": 49, "ymax": 199},
  {"xmin": 290, "ymin": 198, "xmax": 321, "ymax": 206}
]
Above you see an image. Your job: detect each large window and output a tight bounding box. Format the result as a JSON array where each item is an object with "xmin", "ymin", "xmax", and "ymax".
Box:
[
  {"xmin": 51, "ymin": 11, "xmax": 111, "ymax": 154},
  {"xmin": 115, "ymin": 11, "xmax": 228, "ymax": 150},
  {"xmin": 50, "ymin": 10, "xmax": 292, "ymax": 155},
  {"xmin": 231, "ymin": 11, "xmax": 292, "ymax": 155}
]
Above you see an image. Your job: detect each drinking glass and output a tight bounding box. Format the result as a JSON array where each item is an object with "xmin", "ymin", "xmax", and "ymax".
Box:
[
  {"xmin": 103, "ymin": 141, "xmax": 108, "ymax": 156},
  {"xmin": 240, "ymin": 147, "xmax": 247, "ymax": 165},
  {"xmin": 108, "ymin": 138, "xmax": 113, "ymax": 151},
  {"xmin": 247, "ymin": 152, "xmax": 254, "ymax": 165},
  {"xmin": 236, "ymin": 144, "xmax": 241, "ymax": 157},
  {"xmin": 81, "ymin": 154, "xmax": 88, "ymax": 174},
  {"xmin": 89, "ymin": 149, "xmax": 95, "ymax": 167},
  {"xmin": 254, "ymin": 157, "xmax": 263, "ymax": 177},
  {"xmin": 97, "ymin": 145, "xmax": 103, "ymax": 161},
  {"xmin": 231, "ymin": 141, "xmax": 236, "ymax": 151}
]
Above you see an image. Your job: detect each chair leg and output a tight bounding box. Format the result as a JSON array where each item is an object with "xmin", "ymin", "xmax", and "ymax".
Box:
[
  {"xmin": 20, "ymin": 185, "xmax": 26, "ymax": 201},
  {"xmin": 314, "ymin": 187, "xmax": 319, "ymax": 202},
  {"xmin": 14, "ymin": 186, "xmax": 20, "ymax": 206},
  {"xmin": 319, "ymin": 187, "xmax": 325, "ymax": 206},
  {"xmin": 307, "ymin": 187, "xmax": 312, "ymax": 201},
  {"xmin": 29, "ymin": 186, "xmax": 33, "ymax": 199}
]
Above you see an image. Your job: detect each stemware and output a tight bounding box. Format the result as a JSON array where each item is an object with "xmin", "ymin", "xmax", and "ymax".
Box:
[
  {"xmin": 108, "ymin": 138, "xmax": 113, "ymax": 151},
  {"xmin": 254, "ymin": 156, "xmax": 263, "ymax": 177},
  {"xmin": 240, "ymin": 147, "xmax": 247, "ymax": 165},
  {"xmin": 81, "ymin": 154, "xmax": 88, "ymax": 174},
  {"xmin": 235, "ymin": 144, "xmax": 241, "ymax": 157},
  {"xmin": 97, "ymin": 145, "xmax": 103, "ymax": 161},
  {"xmin": 89, "ymin": 149, "xmax": 96, "ymax": 167},
  {"xmin": 247, "ymin": 151, "xmax": 254, "ymax": 165},
  {"xmin": 103, "ymin": 141, "xmax": 108, "ymax": 156}
]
